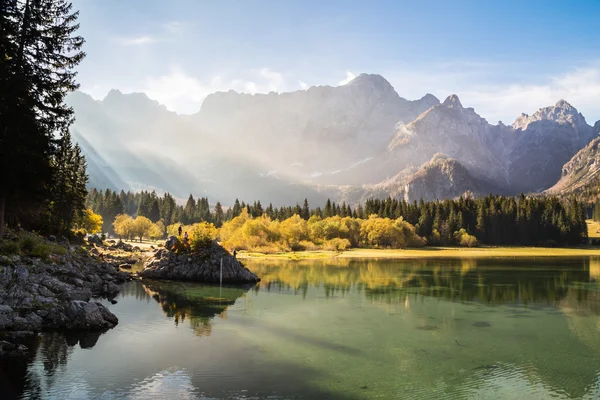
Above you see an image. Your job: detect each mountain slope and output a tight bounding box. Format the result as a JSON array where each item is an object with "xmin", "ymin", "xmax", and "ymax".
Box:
[
  {"xmin": 547, "ymin": 121, "xmax": 600, "ymax": 199},
  {"xmin": 334, "ymin": 154, "xmax": 485, "ymax": 203},
  {"xmin": 508, "ymin": 100, "xmax": 595, "ymax": 192}
]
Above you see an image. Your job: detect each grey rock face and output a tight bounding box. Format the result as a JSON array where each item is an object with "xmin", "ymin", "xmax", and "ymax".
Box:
[
  {"xmin": 63, "ymin": 301, "xmax": 118, "ymax": 330},
  {"xmin": 139, "ymin": 242, "xmax": 260, "ymax": 284}
]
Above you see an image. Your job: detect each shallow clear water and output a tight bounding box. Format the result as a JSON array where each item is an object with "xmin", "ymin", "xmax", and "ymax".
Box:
[{"xmin": 3, "ymin": 257, "xmax": 600, "ymax": 399}]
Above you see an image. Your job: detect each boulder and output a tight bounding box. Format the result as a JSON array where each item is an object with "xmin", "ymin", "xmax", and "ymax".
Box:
[
  {"xmin": 87, "ymin": 234, "xmax": 103, "ymax": 246},
  {"xmin": 164, "ymin": 236, "xmax": 177, "ymax": 250},
  {"xmin": 138, "ymin": 241, "xmax": 260, "ymax": 284},
  {"xmin": 63, "ymin": 300, "xmax": 118, "ymax": 330}
]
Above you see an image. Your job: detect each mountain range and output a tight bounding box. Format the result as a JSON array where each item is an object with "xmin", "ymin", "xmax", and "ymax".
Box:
[{"xmin": 66, "ymin": 73, "xmax": 600, "ymax": 205}]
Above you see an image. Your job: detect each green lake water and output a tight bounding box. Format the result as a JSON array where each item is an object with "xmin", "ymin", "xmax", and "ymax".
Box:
[{"xmin": 3, "ymin": 257, "xmax": 600, "ymax": 399}]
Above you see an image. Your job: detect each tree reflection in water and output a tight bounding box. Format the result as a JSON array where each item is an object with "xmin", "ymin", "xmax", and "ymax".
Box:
[
  {"xmin": 245, "ymin": 257, "xmax": 600, "ymax": 307},
  {"xmin": 141, "ymin": 280, "xmax": 256, "ymax": 337}
]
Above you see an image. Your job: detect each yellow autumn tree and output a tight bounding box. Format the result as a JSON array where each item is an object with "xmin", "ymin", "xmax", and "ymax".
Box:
[
  {"xmin": 78, "ymin": 208, "xmax": 103, "ymax": 234},
  {"xmin": 113, "ymin": 214, "xmax": 135, "ymax": 240},
  {"xmin": 132, "ymin": 216, "xmax": 153, "ymax": 242},
  {"xmin": 149, "ymin": 220, "xmax": 166, "ymax": 240}
]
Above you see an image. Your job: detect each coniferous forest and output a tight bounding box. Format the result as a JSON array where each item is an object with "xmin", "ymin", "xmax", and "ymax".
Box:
[
  {"xmin": 0, "ymin": 0, "xmax": 88, "ymax": 236},
  {"xmin": 87, "ymin": 189, "xmax": 588, "ymax": 248}
]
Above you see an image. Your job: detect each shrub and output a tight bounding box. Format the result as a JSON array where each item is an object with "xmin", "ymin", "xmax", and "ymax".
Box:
[
  {"xmin": 454, "ymin": 229, "xmax": 478, "ymax": 247},
  {"xmin": 19, "ymin": 235, "xmax": 36, "ymax": 254},
  {"xmin": 0, "ymin": 240, "xmax": 20, "ymax": 255},
  {"xmin": 190, "ymin": 222, "xmax": 218, "ymax": 251},
  {"xmin": 324, "ymin": 238, "xmax": 351, "ymax": 252}
]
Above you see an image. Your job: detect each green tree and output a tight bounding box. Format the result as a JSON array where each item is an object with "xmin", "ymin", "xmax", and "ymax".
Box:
[
  {"xmin": 214, "ymin": 202, "xmax": 224, "ymax": 227},
  {"xmin": 49, "ymin": 131, "xmax": 88, "ymax": 234},
  {"xmin": 0, "ymin": 0, "xmax": 84, "ymax": 235}
]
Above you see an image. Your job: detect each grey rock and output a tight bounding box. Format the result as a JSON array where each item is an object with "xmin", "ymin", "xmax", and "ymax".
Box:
[
  {"xmin": 64, "ymin": 300, "xmax": 118, "ymax": 330},
  {"xmin": 68, "ymin": 288, "xmax": 92, "ymax": 302},
  {"xmin": 139, "ymin": 241, "xmax": 260, "ymax": 284},
  {"xmin": 87, "ymin": 234, "xmax": 103, "ymax": 246},
  {"xmin": 0, "ymin": 305, "xmax": 14, "ymax": 313}
]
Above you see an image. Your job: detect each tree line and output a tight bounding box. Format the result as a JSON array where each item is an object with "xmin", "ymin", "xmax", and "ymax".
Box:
[
  {"xmin": 1, "ymin": 1, "xmax": 89, "ymax": 236},
  {"xmin": 88, "ymin": 189, "xmax": 588, "ymax": 247}
]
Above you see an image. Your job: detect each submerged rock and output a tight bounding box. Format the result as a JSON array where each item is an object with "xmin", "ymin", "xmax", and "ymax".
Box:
[{"xmin": 139, "ymin": 241, "xmax": 260, "ymax": 284}]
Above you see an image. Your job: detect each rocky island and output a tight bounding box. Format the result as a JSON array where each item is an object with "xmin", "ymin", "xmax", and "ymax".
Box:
[{"xmin": 138, "ymin": 240, "xmax": 260, "ymax": 284}]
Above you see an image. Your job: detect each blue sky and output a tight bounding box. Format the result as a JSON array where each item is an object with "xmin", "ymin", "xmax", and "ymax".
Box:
[{"xmin": 72, "ymin": 0, "xmax": 600, "ymax": 123}]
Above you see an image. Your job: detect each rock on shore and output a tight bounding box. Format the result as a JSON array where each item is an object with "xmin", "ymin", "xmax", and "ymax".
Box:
[
  {"xmin": 138, "ymin": 242, "xmax": 260, "ymax": 284},
  {"xmin": 0, "ymin": 249, "xmax": 131, "ymax": 347}
]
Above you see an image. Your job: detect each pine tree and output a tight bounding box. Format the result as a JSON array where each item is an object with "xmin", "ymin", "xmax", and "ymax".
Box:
[
  {"xmin": 301, "ymin": 198, "xmax": 310, "ymax": 220},
  {"xmin": 182, "ymin": 194, "xmax": 196, "ymax": 224},
  {"xmin": 324, "ymin": 199, "xmax": 332, "ymax": 218},
  {"xmin": 49, "ymin": 131, "xmax": 88, "ymax": 233},
  {"xmin": 214, "ymin": 202, "xmax": 224, "ymax": 227},
  {"xmin": 0, "ymin": 0, "xmax": 85, "ymax": 235},
  {"xmin": 232, "ymin": 198, "xmax": 242, "ymax": 218}
]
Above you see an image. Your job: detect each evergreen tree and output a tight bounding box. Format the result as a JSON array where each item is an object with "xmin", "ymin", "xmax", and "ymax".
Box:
[
  {"xmin": 49, "ymin": 131, "xmax": 88, "ymax": 234},
  {"xmin": 232, "ymin": 198, "xmax": 242, "ymax": 218},
  {"xmin": 301, "ymin": 198, "xmax": 310, "ymax": 220},
  {"xmin": 214, "ymin": 202, "xmax": 224, "ymax": 227},
  {"xmin": 182, "ymin": 194, "xmax": 196, "ymax": 224},
  {"xmin": 324, "ymin": 199, "xmax": 332, "ymax": 218},
  {"xmin": 0, "ymin": 0, "xmax": 85, "ymax": 234}
]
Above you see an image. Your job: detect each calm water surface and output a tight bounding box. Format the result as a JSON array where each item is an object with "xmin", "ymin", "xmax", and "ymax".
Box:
[{"xmin": 3, "ymin": 257, "xmax": 600, "ymax": 399}]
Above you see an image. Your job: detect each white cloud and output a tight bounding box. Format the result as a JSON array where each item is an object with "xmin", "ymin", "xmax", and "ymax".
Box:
[
  {"xmin": 118, "ymin": 35, "xmax": 156, "ymax": 46},
  {"xmin": 298, "ymin": 80, "xmax": 308, "ymax": 90},
  {"xmin": 458, "ymin": 66, "xmax": 600, "ymax": 124},
  {"xmin": 338, "ymin": 71, "xmax": 356, "ymax": 86},
  {"xmin": 386, "ymin": 63, "xmax": 600, "ymax": 124},
  {"xmin": 121, "ymin": 67, "xmax": 291, "ymax": 114}
]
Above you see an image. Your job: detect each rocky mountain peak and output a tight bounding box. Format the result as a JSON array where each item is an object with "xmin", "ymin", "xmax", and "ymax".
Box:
[
  {"xmin": 442, "ymin": 94, "xmax": 463, "ymax": 109},
  {"xmin": 420, "ymin": 93, "xmax": 440, "ymax": 107},
  {"xmin": 511, "ymin": 100, "xmax": 588, "ymax": 131},
  {"xmin": 346, "ymin": 73, "xmax": 398, "ymax": 99}
]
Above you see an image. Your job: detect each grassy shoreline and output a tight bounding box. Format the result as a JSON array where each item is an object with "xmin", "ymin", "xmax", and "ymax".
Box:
[{"xmin": 237, "ymin": 246, "xmax": 600, "ymax": 260}]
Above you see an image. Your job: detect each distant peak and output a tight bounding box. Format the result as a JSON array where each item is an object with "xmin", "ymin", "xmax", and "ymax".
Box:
[
  {"xmin": 442, "ymin": 94, "xmax": 463, "ymax": 108},
  {"xmin": 420, "ymin": 93, "xmax": 440, "ymax": 104},
  {"xmin": 555, "ymin": 99, "xmax": 574, "ymax": 109},
  {"xmin": 348, "ymin": 73, "xmax": 394, "ymax": 90},
  {"xmin": 104, "ymin": 89, "xmax": 122, "ymax": 100}
]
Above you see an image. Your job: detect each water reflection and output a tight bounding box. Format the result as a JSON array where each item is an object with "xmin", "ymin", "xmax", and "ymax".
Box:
[
  {"xmin": 0, "ymin": 331, "xmax": 106, "ymax": 399},
  {"xmin": 141, "ymin": 280, "xmax": 256, "ymax": 337},
  {"xmin": 3, "ymin": 259, "xmax": 600, "ymax": 399},
  {"xmin": 245, "ymin": 257, "xmax": 600, "ymax": 307}
]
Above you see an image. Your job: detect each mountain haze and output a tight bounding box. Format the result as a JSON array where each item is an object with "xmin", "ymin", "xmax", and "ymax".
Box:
[{"xmin": 66, "ymin": 74, "xmax": 599, "ymax": 205}]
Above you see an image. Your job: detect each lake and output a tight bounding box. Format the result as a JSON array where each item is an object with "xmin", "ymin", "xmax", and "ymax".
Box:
[{"xmin": 2, "ymin": 257, "xmax": 600, "ymax": 399}]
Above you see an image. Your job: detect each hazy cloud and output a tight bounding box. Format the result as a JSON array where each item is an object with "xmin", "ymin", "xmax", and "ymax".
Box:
[
  {"xmin": 458, "ymin": 66, "xmax": 600, "ymax": 124},
  {"xmin": 338, "ymin": 71, "xmax": 356, "ymax": 86},
  {"xmin": 385, "ymin": 62, "xmax": 600, "ymax": 124},
  {"xmin": 138, "ymin": 67, "xmax": 290, "ymax": 114},
  {"xmin": 118, "ymin": 35, "xmax": 156, "ymax": 46}
]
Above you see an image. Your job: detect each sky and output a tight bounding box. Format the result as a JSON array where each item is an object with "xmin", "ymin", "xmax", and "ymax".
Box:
[{"xmin": 72, "ymin": 0, "xmax": 600, "ymax": 124}]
